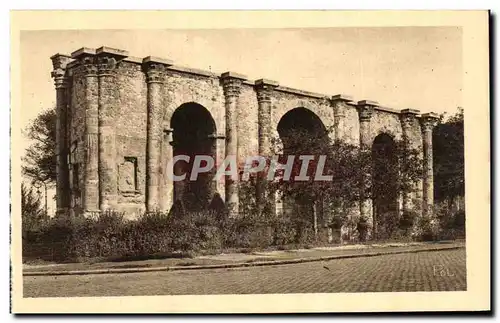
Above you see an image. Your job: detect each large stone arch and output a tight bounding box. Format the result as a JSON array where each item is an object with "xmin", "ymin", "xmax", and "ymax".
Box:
[
  {"xmin": 272, "ymin": 98, "xmax": 335, "ymax": 149},
  {"xmin": 275, "ymin": 106, "xmax": 330, "ymax": 234},
  {"xmin": 367, "ymin": 111, "xmax": 403, "ymax": 147},
  {"xmin": 168, "ymin": 102, "xmax": 218, "ymax": 211}
]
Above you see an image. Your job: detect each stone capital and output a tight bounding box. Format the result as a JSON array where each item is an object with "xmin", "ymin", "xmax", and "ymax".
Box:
[
  {"xmin": 208, "ymin": 133, "xmax": 226, "ymax": 140},
  {"xmin": 50, "ymin": 54, "xmax": 71, "ymax": 89},
  {"xmin": 255, "ymin": 79, "xmax": 279, "ymax": 103},
  {"xmin": 331, "ymin": 95, "xmax": 354, "ymax": 117},
  {"xmin": 221, "ymin": 72, "xmax": 247, "ymax": 98},
  {"xmin": 143, "ymin": 56, "xmax": 173, "ymax": 84},
  {"xmin": 80, "ymin": 56, "xmax": 98, "ymax": 77},
  {"xmin": 96, "ymin": 55, "xmax": 119, "ymax": 76},
  {"xmin": 356, "ymin": 100, "xmax": 378, "ymax": 122},
  {"xmin": 70, "ymin": 48, "xmax": 98, "ymax": 77},
  {"xmin": 400, "ymin": 108, "xmax": 420, "ymax": 129},
  {"xmin": 420, "ymin": 112, "xmax": 440, "ymax": 132},
  {"xmin": 95, "ymin": 46, "xmax": 128, "ymax": 76}
]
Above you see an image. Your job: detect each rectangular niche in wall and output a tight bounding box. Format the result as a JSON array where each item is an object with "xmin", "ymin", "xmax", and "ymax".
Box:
[{"xmin": 119, "ymin": 157, "xmax": 139, "ymax": 194}]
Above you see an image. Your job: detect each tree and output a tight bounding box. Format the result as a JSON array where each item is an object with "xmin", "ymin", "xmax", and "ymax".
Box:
[
  {"xmin": 22, "ymin": 107, "xmax": 57, "ymax": 185},
  {"xmin": 21, "ymin": 183, "xmax": 48, "ymax": 232},
  {"xmin": 266, "ymin": 127, "xmax": 423, "ymax": 241},
  {"xmin": 433, "ymin": 107, "xmax": 464, "ymax": 202}
]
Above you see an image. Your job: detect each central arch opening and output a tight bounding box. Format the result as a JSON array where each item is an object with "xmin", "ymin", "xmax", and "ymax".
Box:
[
  {"xmin": 277, "ymin": 107, "xmax": 329, "ymax": 236},
  {"xmin": 372, "ymin": 133, "xmax": 399, "ymax": 239},
  {"xmin": 170, "ymin": 102, "xmax": 217, "ymax": 211}
]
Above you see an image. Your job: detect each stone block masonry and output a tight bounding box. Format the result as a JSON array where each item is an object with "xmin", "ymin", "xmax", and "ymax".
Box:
[{"xmin": 51, "ymin": 46, "xmax": 439, "ymax": 230}]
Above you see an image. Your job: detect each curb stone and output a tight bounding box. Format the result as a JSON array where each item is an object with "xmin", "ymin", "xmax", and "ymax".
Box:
[{"xmin": 23, "ymin": 245, "xmax": 464, "ymax": 277}]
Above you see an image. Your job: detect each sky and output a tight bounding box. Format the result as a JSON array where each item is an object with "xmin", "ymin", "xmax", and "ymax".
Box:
[
  {"xmin": 21, "ymin": 27, "xmax": 462, "ymax": 126},
  {"xmin": 19, "ymin": 28, "xmax": 462, "ymax": 215}
]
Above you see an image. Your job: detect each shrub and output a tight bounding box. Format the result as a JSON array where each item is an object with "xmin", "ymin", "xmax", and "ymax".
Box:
[
  {"xmin": 374, "ymin": 211, "xmax": 400, "ymax": 240},
  {"xmin": 223, "ymin": 213, "xmax": 273, "ymax": 249},
  {"xmin": 399, "ymin": 211, "xmax": 416, "ymax": 231},
  {"xmin": 414, "ymin": 216, "xmax": 439, "ymax": 241}
]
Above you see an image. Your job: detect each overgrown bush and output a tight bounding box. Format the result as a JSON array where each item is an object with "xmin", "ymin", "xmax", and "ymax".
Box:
[
  {"xmin": 414, "ymin": 216, "xmax": 440, "ymax": 241},
  {"xmin": 374, "ymin": 211, "xmax": 400, "ymax": 240}
]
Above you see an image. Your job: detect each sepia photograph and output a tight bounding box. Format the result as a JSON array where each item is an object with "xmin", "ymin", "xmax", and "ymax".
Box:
[{"xmin": 10, "ymin": 10, "xmax": 490, "ymax": 313}]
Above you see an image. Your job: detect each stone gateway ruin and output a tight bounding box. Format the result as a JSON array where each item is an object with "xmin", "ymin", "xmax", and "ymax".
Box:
[{"xmin": 50, "ymin": 46, "xmax": 439, "ymax": 233}]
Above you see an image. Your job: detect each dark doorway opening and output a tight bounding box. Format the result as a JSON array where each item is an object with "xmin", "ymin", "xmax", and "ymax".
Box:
[{"xmin": 170, "ymin": 102, "xmax": 217, "ymax": 211}]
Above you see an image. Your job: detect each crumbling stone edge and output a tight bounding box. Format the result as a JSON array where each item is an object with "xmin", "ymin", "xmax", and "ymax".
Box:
[{"xmin": 23, "ymin": 245, "xmax": 464, "ymax": 277}]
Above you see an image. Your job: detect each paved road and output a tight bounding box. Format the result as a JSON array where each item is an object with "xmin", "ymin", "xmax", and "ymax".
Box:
[{"xmin": 24, "ymin": 249, "xmax": 466, "ymax": 297}]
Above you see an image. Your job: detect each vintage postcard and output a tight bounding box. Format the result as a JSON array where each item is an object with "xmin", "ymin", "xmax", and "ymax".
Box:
[{"xmin": 10, "ymin": 10, "xmax": 490, "ymax": 313}]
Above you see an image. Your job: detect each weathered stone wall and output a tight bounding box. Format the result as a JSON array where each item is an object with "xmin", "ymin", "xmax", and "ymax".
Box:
[
  {"xmin": 369, "ymin": 109, "xmax": 403, "ymax": 144},
  {"xmin": 338, "ymin": 103, "xmax": 361, "ymax": 146},
  {"xmin": 162, "ymin": 69, "xmax": 224, "ymax": 131},
  {"xmin": 114, "ymin": 61, "xmax": 148, "ymax": 218},
  {"xmin": 55, "ymin": 46, "xmax": 438, "ymax": 224},
  {"xmin": 237, "ymin": 83, "xmax": 259, "ymax": 162}
]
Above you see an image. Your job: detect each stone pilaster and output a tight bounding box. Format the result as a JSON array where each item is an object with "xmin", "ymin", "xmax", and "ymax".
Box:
[
  {"xmin": 331, "ymin": 95, "xmax": 354, "ymax": 142},
  {"xmin": 51, "ymin": 53, "xmax": 72, "ymax": 216},
  {"xmin": 160, "ymin": 128, "xmax": 174, "ymax": 212},
  {"xmin": 420, "ymin": 112, "xmax": 439, "ymax": 217},
  {"xmin": 221, "ymin": 72, "xmax": 246, "ymax": 217},
  {"xmin": 329, "ymin": 95, "xmax": 354, "ymax": 238},
  {"xmin": 255, "ymin": 79, "xmax": 278, "ymax": 209},
  {"xmin": 171, "ymin": 140, "xmax": 186, "ymax": 204},
  {"xmin": 356, "ymin": 100, "xmax": 377, "ymax": 239},
  {"xmin": 96, "ymin": 47, "xmax": 128, "ymax": 212},
  {"xmin": 211, "ymin": 133, "xmax": 226, "ymax": 201},
  {"xmin": 400, "ymin": 109, "xmax": 420, "ymax": 215},
  {"xmin": 143, "ymin": 56, "xmax": 172, "ymax": 213},
  {"xmin": 72, "ymin": 48, "xmax": 100, "ymax": 214}
]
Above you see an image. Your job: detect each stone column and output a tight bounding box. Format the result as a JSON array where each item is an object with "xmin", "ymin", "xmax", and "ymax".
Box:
[
  {"xmin": 73, "ymin": 49, "xmax": 100, "ymax": 214},
  {"xmin": 221, "ymin": 72, "xmax": 246, "ymax": 217},
  {"xmin": 255, "ymin": 79, "xmax": 278, "ymax": 209},
  {"xmin": 400, "ymin": 109, "xmax": 420, "ymax": 215},
  {"xmin": 51, "ymin": 54, "xmax": 71, "ymax": 216},
  {"xmin": 143, "ymin": 57, "xmax": 172, "ymax": 213},
  {"xmin": 356, "ymin": 100, "xmax": 377, "ymax": 239},
  {"xmin": 96, "ymin": 47, "xmax": 128, "ymax": 211},
  {"xmin": 420, "ymin": 113, "xmax": 439, "ymax": 217}
]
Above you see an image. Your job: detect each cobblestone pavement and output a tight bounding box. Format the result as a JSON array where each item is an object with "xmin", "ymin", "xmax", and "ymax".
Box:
[{"xmin": 24, "ymin": 249, "xmax": 466, "ymax": 297}]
